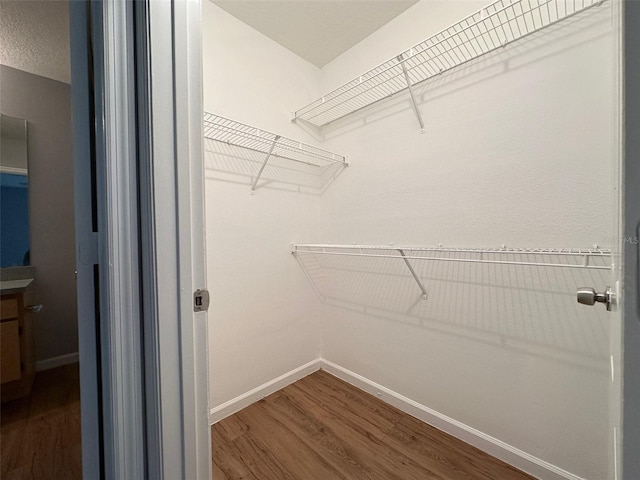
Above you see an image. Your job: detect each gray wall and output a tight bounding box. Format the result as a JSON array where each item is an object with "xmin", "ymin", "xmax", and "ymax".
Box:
[{"xmin": 0, "ymin": 64, "xmax": 77, "ymax": 362}]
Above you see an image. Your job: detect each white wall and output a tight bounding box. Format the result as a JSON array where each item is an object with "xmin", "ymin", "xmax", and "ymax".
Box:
[
  {"xmin": 316, "ymin": 2, "xmax": 616, "ymax": 479},
  {"xmin": 203, "ymin": 2, "xmax": 325, "ymax": 409},
  {"xmin": 203, "ymin": 1, "xmax": 618, "ymax": 478}
]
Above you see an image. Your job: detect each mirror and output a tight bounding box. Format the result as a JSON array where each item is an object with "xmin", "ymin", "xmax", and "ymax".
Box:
[{"xmin": 1, "ymin": 114, "xmax": 30, "ymax": 267}]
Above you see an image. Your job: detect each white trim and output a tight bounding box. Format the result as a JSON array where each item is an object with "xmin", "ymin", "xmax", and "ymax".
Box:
[
  {"xmin": 69, "ymin": 3, "xmax": 102, "ymax": 477},
  {"xmin": 100, "ymin": 2, "xmax": 146, "ymax": 478},
  {"xmin": 0, "ymin": 166, "xmax": 28, "ymax": 175},
  {"xmin": 35, "ymin": 352, "xmax": 79, "ymax": 372},
  {"xmin": 144, "ymin": 0, "xmax": 211, "ymax": 477},
  {"xmin": 144, "ymin": 2, "xmax": 182, "ymax": 478},
  {"xmin": 209, "ymin": 359, "xmax": 322, "ymax": 424},
  {"xmin": 173, "ymin": 0, "xmax": 211, "ymax": 478},
  {"xmin": 321, "ymin": 360, "xmax": 586, "ymax": 480}
]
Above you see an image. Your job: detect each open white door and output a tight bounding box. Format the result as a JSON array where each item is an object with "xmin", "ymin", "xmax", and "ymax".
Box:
[
  {"xmin": 621, "ymin": 1, "xmax": 640, "ymax": 478},
  {"xmin": 603, "ymin": 1, "xmax": 640, "ymax": 477}
]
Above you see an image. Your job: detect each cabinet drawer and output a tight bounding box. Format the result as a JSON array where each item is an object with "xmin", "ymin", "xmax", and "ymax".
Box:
[
  {"xmin": 1, "ymin": 298, "xmax": 19, "ymax": 321},
  {"xmin": 1, "ymin": 320, "xmax": 21, "ymax": 383}
]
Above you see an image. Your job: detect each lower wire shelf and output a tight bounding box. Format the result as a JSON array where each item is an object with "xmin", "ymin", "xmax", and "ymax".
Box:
[{"xmin": 291, "ymin": 243, "xmax": 613, "ymax": 300}]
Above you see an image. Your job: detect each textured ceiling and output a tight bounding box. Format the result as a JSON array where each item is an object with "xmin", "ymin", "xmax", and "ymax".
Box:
[
  {"xmin": 0, "ymin": 0, "xmax": 70, "ymax": 84},
  {"xmin": 0, "ymin": 0, "xmax": 418, "ymax": 82},
  {"xmin": 211, "ymin": 0, "xmax": 420, "ymax": 68}
]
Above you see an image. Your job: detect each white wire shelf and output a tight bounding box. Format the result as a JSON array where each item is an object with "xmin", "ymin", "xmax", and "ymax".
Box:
[
  {"xmin": 203, "ymin": 113, "xmax": 348, "ymax": 192},
  {"xmin": 293, "ymin": 0, "xmax": 603, "ymax": 128},
  {"xmin": 292, "ymin": 244, "xmax": 612, "ymax": 269},
  {"xmin": 292, "ymin": 243, "xmax": 612, "ymax": 300}
]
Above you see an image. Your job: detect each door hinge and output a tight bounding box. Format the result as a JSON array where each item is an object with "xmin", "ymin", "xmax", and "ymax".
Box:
[
  {"xmin": 79, "ymin": 232, "xmax": 99, "ymax": 265},
  {"xmin": 194, "ymin": 289, "xmax": 210, "ymax": 312}
]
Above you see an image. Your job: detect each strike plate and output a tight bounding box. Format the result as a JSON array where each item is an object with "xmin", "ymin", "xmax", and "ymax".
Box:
[{"xmin": 194, "ymin": 289, "xmax": 210, "ymax": 312}]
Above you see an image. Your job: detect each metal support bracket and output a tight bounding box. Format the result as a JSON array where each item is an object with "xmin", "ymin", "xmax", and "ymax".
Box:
[
  {"xmin": 398, "ymin": 249, "xmax": 428, "ymax": 300},
  {"xmin": 397, "ymin": 55, "xmax": 425, "ymax": 133},
  {"xmin": 251, "ymin": 135, "xmax": 280, "ymax": 194}
]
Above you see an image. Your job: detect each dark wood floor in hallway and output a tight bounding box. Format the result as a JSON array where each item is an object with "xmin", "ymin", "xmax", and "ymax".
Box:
[
  {"xmin": 1, "ymin": 364, "xmax": 81, "ymax": 480},
  {"xmin": 212, "ymin": 370, "xmax": 536, "ymax": 480}
]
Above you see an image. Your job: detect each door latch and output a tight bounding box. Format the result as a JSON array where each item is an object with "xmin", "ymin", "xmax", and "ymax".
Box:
[{"xmin": 193, "ymin": 289, "xmax": 210, "ymax": 312}]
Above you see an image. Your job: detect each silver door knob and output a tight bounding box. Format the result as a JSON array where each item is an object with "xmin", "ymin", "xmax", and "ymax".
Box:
[{"xmin": 577, "ymin": 286, "xmax": 614, "ymax": 311}]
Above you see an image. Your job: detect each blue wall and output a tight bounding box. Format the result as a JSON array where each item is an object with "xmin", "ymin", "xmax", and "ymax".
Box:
[{"xmin": 0, "ymin": 173, "xmax": 30, "ymax": 267}]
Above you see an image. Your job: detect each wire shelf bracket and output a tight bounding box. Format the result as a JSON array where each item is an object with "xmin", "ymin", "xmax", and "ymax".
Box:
[
  {"xmin": 397, "ymin": 54, "xmax": 425, "ymax": 133},
  {"xmin": 398, "ymin": 249, "xmax": 428, "ymax": 299},
  {"xmin": 292, "ymin": 0, "xmax": 604, "ymax": 130},
  {"xmin": 291, "ymin": 243, "xmax": 614, "ymax": 300},
  {"xmin": 251, "ymin": 135, "xmax": 280, "ymax": 194},
  {"xmin": 203, "ymin": 112, "xmax": 348, "ymax": 193}
]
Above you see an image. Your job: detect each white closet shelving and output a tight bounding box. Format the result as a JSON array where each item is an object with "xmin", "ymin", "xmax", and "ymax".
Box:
[
  {"xmin": 292, "ymin": 244, "xmax": 612, "ymax": 299},
  {"xmin": 292, "ymin": 0, "xmax": 603, "ymax": 129},
  {"xmin": 203, "ymin": 112, "xmax": 347, "ymax": 193}
]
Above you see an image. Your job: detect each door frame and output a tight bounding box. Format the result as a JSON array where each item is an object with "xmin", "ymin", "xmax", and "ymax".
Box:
[
  {"xmin": 172, "ymin": 0, "xmax": 212, "ymax": 475},
  {"xmin": 70, "ymin": 0, "xmax": 210, "ymax": 478},
  {"xmin": 71, "ymin": 1, "xmax": 149, "ymax": 477},
  {"xmin": 69, "ymin": 2, "xmax": 104, "ymax": 477},
  {"xmin": 142, "ymin": 0, "xmax": 211, "ymax": 478}
]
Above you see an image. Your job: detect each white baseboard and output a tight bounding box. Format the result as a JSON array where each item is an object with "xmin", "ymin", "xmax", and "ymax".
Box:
[
  {"xmin": 35, "ymin": 352, "xmax": 79, "ymax": 372},
  {"xmin": 209, "ymin": 359, "xmax": 322, "ymax": 424},
  {"xmin": 321, "ymin": 359, "xmax": 586, "ymax": 480}
]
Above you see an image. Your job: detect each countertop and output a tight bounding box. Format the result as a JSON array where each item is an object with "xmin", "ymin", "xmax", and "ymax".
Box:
[{"xmin": 0, "ymin": 278, "xmax": 33, "ymax": 295}]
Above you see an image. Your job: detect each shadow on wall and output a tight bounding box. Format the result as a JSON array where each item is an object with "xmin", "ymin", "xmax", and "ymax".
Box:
[
  {"xmin": 204, "ymin": 139, "xmax": 347, "ymax": 196},
  {"xmin": 294, "ymin": 248, "xmax": 611, "ymax": 367}
]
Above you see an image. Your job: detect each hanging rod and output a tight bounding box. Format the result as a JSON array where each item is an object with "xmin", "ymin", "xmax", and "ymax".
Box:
[
  {"xmin": 203, "ymin": 112, "xmax": 348, "ymax": 193},
  {"xmin": 293, "ymin": 0, "xmax": 604, "ymax": 129},
  {"xmin": 291, "ymin": 244, "xmax": 612, "ymax": 271}
]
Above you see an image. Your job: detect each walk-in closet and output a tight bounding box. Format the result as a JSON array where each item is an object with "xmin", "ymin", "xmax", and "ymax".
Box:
[{"xmin": 202, "ymin": 1, "xmax": 620, "ymax": 479}]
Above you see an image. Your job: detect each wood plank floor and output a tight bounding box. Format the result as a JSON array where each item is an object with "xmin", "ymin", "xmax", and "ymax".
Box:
[
  {"xmin": 212, "ymin": 370, "xmax": 536, "ymax": 480},
  {"xmin": 1, "ymin": 364, "xmax": 82, "ymax": 480}
]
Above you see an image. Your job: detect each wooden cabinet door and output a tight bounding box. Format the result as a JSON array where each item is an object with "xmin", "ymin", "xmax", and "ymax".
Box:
[{"xmin": 1, "ymin": 320, "xmax": 21, "ymax": 383}]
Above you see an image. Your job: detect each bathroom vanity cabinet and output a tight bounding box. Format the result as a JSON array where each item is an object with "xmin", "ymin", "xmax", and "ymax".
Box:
[{"xmin": 1, "ymin": 291, "xmax": 35, "ymax": 401}]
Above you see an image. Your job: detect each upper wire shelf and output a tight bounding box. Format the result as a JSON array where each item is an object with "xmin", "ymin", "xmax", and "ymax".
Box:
[
  {"xmin": 203, "ymin": 113, "xmax": 348, "ymax": 192},
  {"xmin": 292, "ymin": 0, "xmax": 603, "ymax": 128}
]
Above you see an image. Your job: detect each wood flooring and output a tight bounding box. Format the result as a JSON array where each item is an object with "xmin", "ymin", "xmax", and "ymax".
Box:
[
  {"xmin": 0, "ymin": 363, "xmax": 538, "ymax": 479},
  {"xmin": 1, "ymin": 364, "xmax": 82, "ymax": 480},
  {"xmin": 212, "ymin": 370, "xmax": 536, "ymax": 480}
]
